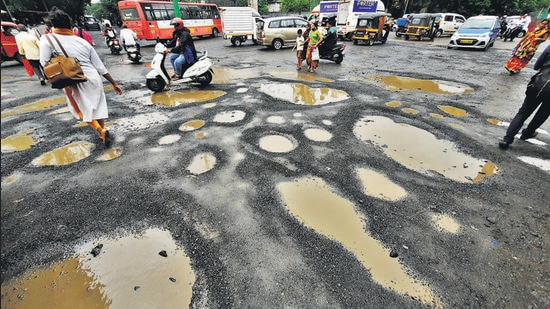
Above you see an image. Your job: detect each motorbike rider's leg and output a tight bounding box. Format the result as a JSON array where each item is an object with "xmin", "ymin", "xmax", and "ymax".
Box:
[
  {"xmin": 173, "ymin": 54, "xmax": 186, "ymax": 80},
  {"xmin": 169, "ymin": 53, "xmax": 180, "ymax": 78}
]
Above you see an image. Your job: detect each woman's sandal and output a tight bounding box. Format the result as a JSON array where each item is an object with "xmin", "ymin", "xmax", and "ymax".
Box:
[{"xmin": 100, "ymin": 129, "xmax": 112, "ymax": 148}]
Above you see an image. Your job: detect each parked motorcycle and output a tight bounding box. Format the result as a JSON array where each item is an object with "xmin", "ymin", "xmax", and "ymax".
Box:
[
  {"xmin": 146, "ymin": 43, "xmax": 214, "ymax": 93},
  {"xmin": 125, "ymin": 44, "xmax": 141, "ymax": 63},
  {"xmin": 318, "ymin": 43, "xmax": 346, "ymax": 64}
]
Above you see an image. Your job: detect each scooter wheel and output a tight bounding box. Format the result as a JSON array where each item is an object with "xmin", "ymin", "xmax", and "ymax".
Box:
[
  {"xmin": 146, "ymin": 76, "xmax": 166, "ymax": 92},
  {"xmin": 197, "ymin": 71, "xmax": 213, "ymax": 86}
]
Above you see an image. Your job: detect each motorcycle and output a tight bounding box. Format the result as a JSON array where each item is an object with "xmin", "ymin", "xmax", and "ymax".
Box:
[
  {"xmin": 105, "ymin": 36, "xmax": 122, "ymax": 55},
  {"xmin": 318, "ymin": 42, "xmax": 346, "ymax": 64},
  {"xmin": 146, "ymin": 43, "xmax": 214, "ymax": 93},
  {"xmin": 502, "ymin": 24, "xmax": 523, "ymax": 42},
  {"xmin": 125, "ymin": 44, "xmax": 141, "ymax": 64}
]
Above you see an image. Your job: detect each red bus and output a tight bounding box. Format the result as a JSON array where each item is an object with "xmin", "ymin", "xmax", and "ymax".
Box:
[{"xmin": 118, "ymin": 0, "xmax": 222, "ymax": 41}]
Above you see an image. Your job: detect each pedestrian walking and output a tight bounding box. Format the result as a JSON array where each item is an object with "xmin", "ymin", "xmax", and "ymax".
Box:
[
  {"xmin": 302, "ymin": 23, "xmax": 311, "ymax": 70},
  {"xmin": 73, "ymin": 26, "xmax": 94, "ymax": 45},
  {"xmin": 39, "ymin": 8, "xmax": 123, "ymax": 147},
  {"xmin": 292, "ymin": 29, "xmax": 304, "ymax": 70},
  {"xmin": 505, "ymin": 19, "xmax": 549, "ymax": 74},
  {"xmin": 499, "ymin": 45, "xmax": 550, "ymax": 150},
  {"xmin": 14, "ymin": 24, "xmax": 47, "ymax": 85},
  {"xmin": 306, "ymin": 22, "xmax": 323, "ymax": 73}
]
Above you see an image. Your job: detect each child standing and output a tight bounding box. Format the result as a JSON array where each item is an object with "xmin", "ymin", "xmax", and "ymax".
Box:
[{"xmin": 292, "ymin": 29, "xmax": 305, "ymax": 70}]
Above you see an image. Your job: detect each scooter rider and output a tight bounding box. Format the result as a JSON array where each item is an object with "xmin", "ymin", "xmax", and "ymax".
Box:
[
  {"xmin": 119, "ymin": 24, "xmax": 139, "ymax": 52},
  {"xmin": 103, "ymin": 23, "xmax": 117, "ymax": 46},
  {"xmin": 318, "ymin": 19, "xmax": 336, "ymax": 55},
  {"xmin": 165, "ymin": 18, "xmax": 198, "ymax": 81}
]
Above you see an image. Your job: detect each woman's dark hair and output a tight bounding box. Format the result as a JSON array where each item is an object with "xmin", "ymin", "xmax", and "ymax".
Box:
[{"xmin": 48, "ymin": 7, "xmax": 72, "ymax": 29}]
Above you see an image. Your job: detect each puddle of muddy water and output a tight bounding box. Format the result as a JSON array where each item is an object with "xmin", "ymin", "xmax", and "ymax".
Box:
[
  {"xmin": 187, "ymin": 152, "xmax": 217, "ymax": 174},
  {"xmin": 386, "ymin": 101, "xmax": 402, "ymax": 107},
  {"xmin": 402, "ymin": 108, "xmax": 419, "ymax": 115},
  {"xmin": 353, "ymin": 116, "xmax": 497, "ymax": 183},
  {"xmin": 438, "ymin": 105, "xmax": 468, "ymax": 117},
  {"xmin": 31, "ymin": 141, "xmax": 94, "ymax": 166},
  {"xmin": 259, "ymin": 134, "xmax": 297, "ymax": 153},
  {"xmin": 0, "ymin": 258, "xmax": 109, "ymax": 309},
  {"xmin": 356, "ymin": 168, "xmax": 407, "ymax": 201},
  {"xmin": 303, "ymin": 128, "xmax": 332, "ymax": 142},
  {"xmin": 151, "ymin": 89, "xmax": 226, "ymax": 107},
  {"xmin": 259, "ymin": 83, "xmax": 349, "ymax": 105},
  {"xmin": 1, "ymin": 228, "xmax": 195, "ymax": 309},
  {"xmin": 1, "ymin": 129, "xmax": 38, "ymax": 153},
  {"xmin": 1, "ymin": 96, "xmax": 66, "ymax": 118},
  {"xmin": 371, "ymin": 75, "xmax": 473, "ymax": 94},
  {"xmin": 277, "ymin": 177, "xmax": 440, "ymax": 307},
  {"xmin": 179, "ymin": 119, "xmax": 205, "ymax": 131},
  {"xmin": 213, "ymin": 110, "xmax": 246, "ymax": 123},
  {"xmin": 96, "ymin": 147, "xmax": 123, "ymax": 161}
]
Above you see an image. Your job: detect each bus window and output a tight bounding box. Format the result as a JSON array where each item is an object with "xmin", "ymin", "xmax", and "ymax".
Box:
[{"xmin": 120, "ymin": 8, "xmax": 140, "ymax": 21}]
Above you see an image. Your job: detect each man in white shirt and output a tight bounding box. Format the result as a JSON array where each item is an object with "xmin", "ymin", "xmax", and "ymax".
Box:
[{"xmin": 119, "ymin": 24, "xmax": 139, "ymax": 51}]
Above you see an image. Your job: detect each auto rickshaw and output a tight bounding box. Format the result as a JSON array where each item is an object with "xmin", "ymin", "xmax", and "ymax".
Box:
[
  {"xmin": 404, "ymin": 13, "xmax": 441, "ymax": 41},
  {"xmin": 351, "ymin": 12, "xmax": 392, "ymax": 46}
]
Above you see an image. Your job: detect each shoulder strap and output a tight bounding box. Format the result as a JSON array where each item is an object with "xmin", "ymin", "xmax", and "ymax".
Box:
[{"xmin": 45, "ymin": 34, "xmax": 69, "ymax": 57}]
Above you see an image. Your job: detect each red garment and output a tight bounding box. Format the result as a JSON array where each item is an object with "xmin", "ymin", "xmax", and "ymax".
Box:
[
  {"xmin": 505, "ymin": 24, "xmax": 549, "ymax": 73},
  {"xmin": 74, "ymin": 29, "xmax": 94, "ymax": 45}
]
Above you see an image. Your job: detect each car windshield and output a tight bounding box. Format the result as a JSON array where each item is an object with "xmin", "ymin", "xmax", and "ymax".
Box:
[{"xmin": 462, "ymin": 19, "xmax": 493, "ymax": 29}]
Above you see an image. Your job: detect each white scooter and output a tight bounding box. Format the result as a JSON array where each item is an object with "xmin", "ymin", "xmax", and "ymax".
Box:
[{"xmin": 146, "ymin": 43, "xmax": 213, "ymax": 92}]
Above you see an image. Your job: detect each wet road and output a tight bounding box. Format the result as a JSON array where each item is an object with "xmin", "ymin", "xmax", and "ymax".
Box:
[{"xmin": 1, "ymin": 30, "xmax": 549, "ymax": 308}]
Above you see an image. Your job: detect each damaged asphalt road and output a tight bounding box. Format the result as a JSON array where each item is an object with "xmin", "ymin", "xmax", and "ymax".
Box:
[{"xmin": 1, "ymin": 33, "xmax": 549, "ymax": 308}]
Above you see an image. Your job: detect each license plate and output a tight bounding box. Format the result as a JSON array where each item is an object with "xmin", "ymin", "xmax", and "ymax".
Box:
[{"xmin": 461, "ymin": 39, "xmax": 473, "ymax": 44}]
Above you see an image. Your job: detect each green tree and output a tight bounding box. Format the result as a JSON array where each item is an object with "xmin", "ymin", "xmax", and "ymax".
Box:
[
  {"xmin": 86, "ymin": 0, "xmax": 121, "ymax": 26},
  {"xmin": 1, "ymin": 0, "xmax": 91, "ymax": 24},
  {"xmin": 281, "ymin": 0, "xmax": 310, "ymax": 13}
]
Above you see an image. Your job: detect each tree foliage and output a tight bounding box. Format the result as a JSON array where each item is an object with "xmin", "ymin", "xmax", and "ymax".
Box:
[
  {"xmin": 387, "ymin": 0, "xmax": 550, "ymax": 19},
  {"xmin": 2, "ymin": 0, "xmax": 548, "ymax": 26},
  {"xmin": 1, "ymin": 0, "xmax": 91, "ymax": 24}
]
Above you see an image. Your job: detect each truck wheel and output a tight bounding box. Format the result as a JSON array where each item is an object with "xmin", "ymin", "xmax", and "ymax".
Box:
[
  {"xmin": 211, "ymin": 28, "xmax": 219, "ymax": 37},
  {"xmin": 230, "ymin": 37, "xmax": 238, "ymax": 46},
  {"xmin": 272, "ymin": 39, "xmax": 283, "ymax": 50},
  {"xmin": 234, "ymin": 37, "xmax": 242, "ymax": 47},
  {"xmin": 146, "ymin": 76, "xmax": 166, "ymax": 93},
  {"xmin": 435, "ymin": 29, "xmax": 442, "ymax": 37}
]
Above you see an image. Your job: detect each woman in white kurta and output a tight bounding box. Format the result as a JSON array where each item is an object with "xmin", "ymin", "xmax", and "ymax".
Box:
[{"xmin": 39, "ymin": 8, "xmax": 122, "ymax": 146}]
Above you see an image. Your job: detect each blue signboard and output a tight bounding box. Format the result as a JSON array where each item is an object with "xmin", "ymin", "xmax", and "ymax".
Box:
[
  {"xmin": 320, "ymin": 1, "xmax": 339, "ymax": 13},
  {"xmin": 353, "ymin": 0, "xmax": 378, "ymax": 13}
]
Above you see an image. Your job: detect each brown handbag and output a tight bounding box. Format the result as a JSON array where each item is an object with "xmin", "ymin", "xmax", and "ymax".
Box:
[{"xmin": 43, "ymin": 34, "xmax": 87, "ymax": 89}]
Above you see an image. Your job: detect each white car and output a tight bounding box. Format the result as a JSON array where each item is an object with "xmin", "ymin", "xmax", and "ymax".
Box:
[{"xmin": 448, "ymin": 15, "xmax": 501, "ymax": 51}]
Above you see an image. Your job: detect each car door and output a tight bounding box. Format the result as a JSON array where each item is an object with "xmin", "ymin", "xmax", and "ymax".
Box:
[{"xmin": 453, "ymin": 15, "xmax": 465, "ymax": 31}]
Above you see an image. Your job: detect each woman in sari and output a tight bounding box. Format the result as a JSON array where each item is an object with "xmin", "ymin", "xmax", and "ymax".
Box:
[{"xmin": 505, "ymin": 19, "xmax": 549, "ymax": 74}]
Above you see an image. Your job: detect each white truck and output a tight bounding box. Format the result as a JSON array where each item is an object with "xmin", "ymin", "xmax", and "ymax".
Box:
[
  {"xmin": 313, "ymin": 0, "xmax": 386, "ymax": 40},
  {"xmin": 220, "ymin": 7, "xmax": 262, "ymax": 47}
]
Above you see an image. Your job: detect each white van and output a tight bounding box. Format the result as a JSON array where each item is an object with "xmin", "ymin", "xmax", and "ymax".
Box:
[{"xmin": 435, "ymin": 13, "xmax": 466, "ymax": 37}]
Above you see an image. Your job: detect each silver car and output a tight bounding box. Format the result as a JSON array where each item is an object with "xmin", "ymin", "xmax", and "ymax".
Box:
[{"xmin": 258, "ymin": 16, "xmax": 308, "ymax": 50}]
